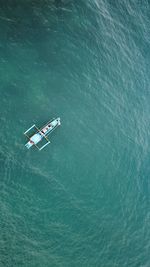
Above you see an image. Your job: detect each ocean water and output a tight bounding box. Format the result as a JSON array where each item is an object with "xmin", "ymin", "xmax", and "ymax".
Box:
[{"xmin": 0, "ymin": 0, "xmax": 150, "ymax": 266}]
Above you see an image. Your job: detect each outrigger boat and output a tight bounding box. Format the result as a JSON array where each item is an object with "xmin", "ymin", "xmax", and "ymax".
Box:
[{"xmin": 24, "ymin": 118, "xmax": 61, "ymax": 150}]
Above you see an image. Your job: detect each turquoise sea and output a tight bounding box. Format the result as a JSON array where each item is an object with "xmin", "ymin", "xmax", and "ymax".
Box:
[{"xmin": 0, "ymin": 1, "xmax": 150, "ymax": 266}]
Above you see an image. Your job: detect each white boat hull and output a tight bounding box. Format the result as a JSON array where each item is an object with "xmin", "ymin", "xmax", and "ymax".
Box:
[{"xmin": 24, "ymin": 117, "xmax": 61, "ymax": 150}]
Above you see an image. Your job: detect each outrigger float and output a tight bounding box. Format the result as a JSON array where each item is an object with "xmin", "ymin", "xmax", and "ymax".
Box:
[{"xmin": 24, "ymin": 118, "xmax": 61, "ymax": 150}]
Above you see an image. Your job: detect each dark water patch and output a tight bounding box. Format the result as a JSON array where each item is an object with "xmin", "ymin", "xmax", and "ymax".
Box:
[
  {"xmin": 2, "ymin": 81, "xmax": 26, "ymax": 99},
  {"xmin": 0, "ymin": 0, "xmax": 73, "ymax": 46}
]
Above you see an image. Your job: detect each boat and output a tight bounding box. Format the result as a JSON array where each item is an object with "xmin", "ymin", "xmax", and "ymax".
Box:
[{"xmin": 24, "ymin": 117, "xmax": 61, "ymax": 150}]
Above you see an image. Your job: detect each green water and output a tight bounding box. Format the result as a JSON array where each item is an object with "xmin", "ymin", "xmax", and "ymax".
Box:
[{"xmin": 0, "ymin": 1, "xmax": 150, "ymax": 266}]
